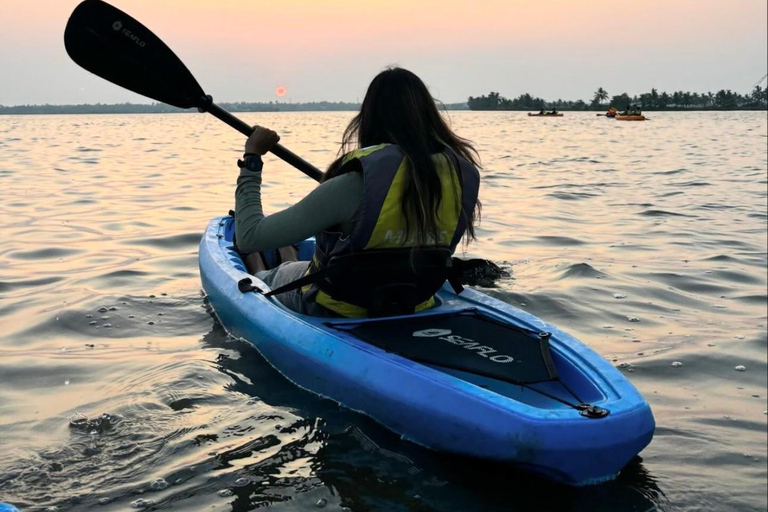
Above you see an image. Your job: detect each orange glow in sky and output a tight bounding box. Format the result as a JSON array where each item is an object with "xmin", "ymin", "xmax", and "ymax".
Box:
[
  {"xmin": 275, "ymin": 86, "xmax": 287, "ymax": 98},
  {"xmin": 0, "ymin": 0, "xmax": 765, "ymax": 105}
]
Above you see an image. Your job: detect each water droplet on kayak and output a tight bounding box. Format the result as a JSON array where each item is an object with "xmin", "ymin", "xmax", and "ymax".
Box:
[
  {"xmin": 147, "ymin": 321, "xmax": 155, "ymax": 325},
  {"xmin": 103, "ymin": 324, "xmax": 111, "ymax": 328},
  {"xmin": 671, "ymin": 361, "xmax": 683, "ymax": 368},
  {"xmin": 64, "ymin": 379, "xmax": 70, "ymax": 385},
  {"xmin": 131, "ymin": 498, "xmax": 154, "ymax": 509},
  {"xmin": 89, "ymin": 321, "xmax": 97, "ymax": 325},
  {"xmin": 627, "ymin": 316, "xmax": 640, "ymax": 322},
  {"xmin": 734, "ymin": 335, "xmax": 745, "ymax": 339},
  {"xmin": 735, "ymin": 365, "xmax": 746, "ymax": 372},
  {"xmin": 218, "ymin": 489, "xmax": 234, "ymax": 497},
  {"xmin": 315, "ymin": 498, "xmax": 328, "ymax": 508},
  {"xmin": 109, "ymin": 307, "xmax": 117, "ymax": 311},
  {"xmin": 98, "ymin": 307, "xmax": 108, "ymax": 313},
  {"xmin": 98, "ymin": 497, "xmax": 111, "ymax": 505},
  {"xmin": 613, "ymin": 293, "xmax": 627, "ymax": 299},
  {"xmin": 234, "ymin": 477, "xmax": 249, "ymax": 487},
  {"xmin": 86, "ymin": 314, "xmax": 93, "ymax": 318}
]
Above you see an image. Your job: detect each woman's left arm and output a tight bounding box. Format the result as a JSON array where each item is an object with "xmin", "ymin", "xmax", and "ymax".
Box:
[{"xmin": 234, "ymin": 126, "xmax": 362, "ymax": 253}]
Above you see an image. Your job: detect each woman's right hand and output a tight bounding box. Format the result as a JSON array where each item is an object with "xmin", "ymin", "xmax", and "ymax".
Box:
[{"xmin": 245, "ymin": 125, "xmax": 281, "ymax": 155}]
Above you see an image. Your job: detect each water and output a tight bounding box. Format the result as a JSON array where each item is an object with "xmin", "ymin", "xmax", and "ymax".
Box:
[{"xmin": 0, "ymin": 111, "xmax": 766, "ymax": 511}]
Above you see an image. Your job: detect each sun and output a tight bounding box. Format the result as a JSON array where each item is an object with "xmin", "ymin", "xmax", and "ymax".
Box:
[{"xmin": 275, "ymin": 86, "xmax": 287, "ymax": 97}]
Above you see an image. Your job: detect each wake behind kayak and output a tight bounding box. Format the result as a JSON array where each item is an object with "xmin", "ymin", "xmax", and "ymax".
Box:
[{"xmin": 199, "ymin": 216, "xmax": 655, "ymax": 486}]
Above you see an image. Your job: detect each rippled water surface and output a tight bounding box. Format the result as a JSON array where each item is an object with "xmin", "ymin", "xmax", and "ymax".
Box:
[{"xmin": 1, "ymin": 111, "xmax": 766, "ymax": 511}]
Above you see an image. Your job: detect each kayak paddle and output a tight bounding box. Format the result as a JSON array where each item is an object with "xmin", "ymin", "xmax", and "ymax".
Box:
[
  {"xmin": 63, "ymin": 0, "xmax": 505, "ymax": 284},
  {"xmin": 63, "ymin": 0, "xmax": 323, "ymax": 182}
]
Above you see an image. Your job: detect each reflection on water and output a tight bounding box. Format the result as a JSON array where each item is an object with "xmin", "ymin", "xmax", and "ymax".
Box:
[{"xmin": 0, "ymin": 111, "xmax": 765, "ymax": 511}]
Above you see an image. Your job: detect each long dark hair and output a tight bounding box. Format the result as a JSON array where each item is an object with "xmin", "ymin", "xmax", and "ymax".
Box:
[{"xmin": 325, "ymin": 67, "xmax": 481, "ymax": 246}]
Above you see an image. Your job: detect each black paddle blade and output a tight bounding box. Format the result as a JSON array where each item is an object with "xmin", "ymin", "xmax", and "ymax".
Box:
[{"xmin": 64, "ymin": 0, "xmax": 205, "ymax": 109}]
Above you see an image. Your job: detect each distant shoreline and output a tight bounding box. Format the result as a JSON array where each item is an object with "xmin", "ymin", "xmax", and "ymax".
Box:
[
  {"xmin": 1, "ymin": 103, "xmax": 765, "ymax": 115},
  {"xmin": 0, "ymin": 102, "xmax": 467, "ymax": 115}
]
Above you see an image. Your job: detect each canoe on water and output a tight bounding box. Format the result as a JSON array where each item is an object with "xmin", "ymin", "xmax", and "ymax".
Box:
[
  {"xmin": 615, "ymin": 115, "xmax": 647, "ymax": 121},
  {"xmin": 528, "ymin": 113, "xmax": 563, "ymax": 117},
  {"xmin": 199, "ymin": 215, "xmax": 655, "ymax": 486}
]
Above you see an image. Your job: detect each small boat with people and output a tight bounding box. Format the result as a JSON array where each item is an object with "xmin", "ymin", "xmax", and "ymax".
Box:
[
  {"xmin": 528, "ymin": 109, "xmax": 563, "ymax": 117},
  {"xmin": 615, "ymin": 104, "xmax": 647, "ymax": 121}
]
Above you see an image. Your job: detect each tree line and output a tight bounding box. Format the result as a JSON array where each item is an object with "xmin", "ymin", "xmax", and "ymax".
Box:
[
  {"xmin": 0, "ymin": 101, "xmax": 359, "ymax": 115},
  {"xmin": 0, "ymin": 100, "xmax": 468, "ymax": 115},
  {"xmin": 468, "ymin": 85, "xmax": 768, "ymax": 111}
]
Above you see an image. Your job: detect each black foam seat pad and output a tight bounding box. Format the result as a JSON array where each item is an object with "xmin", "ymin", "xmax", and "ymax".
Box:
[{"xmin": 329, "ymin": 310, "xmax": 558, "ymax": 385}]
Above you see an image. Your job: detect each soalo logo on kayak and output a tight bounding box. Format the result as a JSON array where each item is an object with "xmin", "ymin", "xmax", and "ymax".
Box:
[{"xmin": 412, "ymin": 329, "xmax": 514, "ymax": 363}]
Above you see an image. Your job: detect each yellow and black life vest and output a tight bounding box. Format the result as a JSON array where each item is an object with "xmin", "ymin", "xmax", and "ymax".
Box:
[{"xmin": 300, "ymin": 143, "xmax": 480, "ymax": 317}]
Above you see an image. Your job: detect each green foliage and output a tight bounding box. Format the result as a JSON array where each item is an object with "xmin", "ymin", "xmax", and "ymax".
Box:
[
  {"xmin": 0, "ymin": 100, "xmax": 469, "ymax": 115},
  {"xmin": 467, "ymin": 92, "xmax": 547, "ymax": 110},
  {"xmin": 592, "ymin": 87, "xmax": 609, "ymax": 107},
  {"xmin": 468, "ymin": 87, "xmax": 767, "ymax": 111},
  {"xmin": 0, "ymin": 101, "xmax": 363, "ymax": 115}
]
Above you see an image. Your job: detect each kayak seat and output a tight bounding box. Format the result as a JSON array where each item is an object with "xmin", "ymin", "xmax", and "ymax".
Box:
[{"xmin": 264, "ymin": 248, "xmax": 463, "ymax": 317}]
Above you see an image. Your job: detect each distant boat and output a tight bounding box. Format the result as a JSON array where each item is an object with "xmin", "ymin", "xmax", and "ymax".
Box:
[{"xmin": 528, "ymin": 112, "xmax": 563, "ymax": 117}]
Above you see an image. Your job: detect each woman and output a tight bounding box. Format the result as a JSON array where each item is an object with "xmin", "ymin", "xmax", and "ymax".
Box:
[{"xmin": 235, "ymin": 67, "xmax": 481, "ymax": 317}]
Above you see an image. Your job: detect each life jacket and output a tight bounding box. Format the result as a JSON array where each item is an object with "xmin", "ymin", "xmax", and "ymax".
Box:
[{"xmin": 300, "ymin": 143, "xmax": 480, "ymax": 317}]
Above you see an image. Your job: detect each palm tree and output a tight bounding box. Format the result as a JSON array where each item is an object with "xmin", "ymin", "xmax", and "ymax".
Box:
[{"xmin": 593, "ymin": 87, "xmax": 609, "ymax": 106}]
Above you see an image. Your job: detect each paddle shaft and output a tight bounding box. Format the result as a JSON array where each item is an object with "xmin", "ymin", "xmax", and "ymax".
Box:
[{"xmin": 204, "ymin": 102, "xmax": 323, "ymax": 182}]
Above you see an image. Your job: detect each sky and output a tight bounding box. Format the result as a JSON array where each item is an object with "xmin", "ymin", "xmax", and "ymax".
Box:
[{"xmin": 0, "ymin": 0, "xmax": 766, "ymax": 106}]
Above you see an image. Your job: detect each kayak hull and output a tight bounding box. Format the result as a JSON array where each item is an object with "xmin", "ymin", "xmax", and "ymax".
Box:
[
  {"xmin": 528, "ymin": 113, "xmax": 563, "ymax": 117},
  {"xmin": 615, "ymin": 115, "xmax": 646, "ymax": 121},
  {"xmin": 199, "ymin": 217, "xmax": 655, "ymax": 486}
]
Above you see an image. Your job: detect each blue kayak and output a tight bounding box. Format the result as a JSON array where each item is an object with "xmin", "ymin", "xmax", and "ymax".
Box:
[{"xmin": 199, "ymin": 216, "xmax": 654, "ymax": 486}]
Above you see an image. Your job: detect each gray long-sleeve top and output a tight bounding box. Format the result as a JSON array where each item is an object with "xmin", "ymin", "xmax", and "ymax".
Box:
[{"xmin": 235, "ymin": 156, "xmax": 364, "ymax": 253}]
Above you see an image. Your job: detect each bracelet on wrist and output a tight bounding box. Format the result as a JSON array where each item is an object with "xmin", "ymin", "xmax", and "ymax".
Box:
[{"xmin": 238, "ymin": 153, "xmax": 262, "ymax": 171}]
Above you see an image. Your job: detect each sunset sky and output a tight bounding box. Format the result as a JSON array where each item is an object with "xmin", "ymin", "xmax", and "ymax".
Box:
[{"xmin": 0, "ymin": 0, "xmax": 766, "ymax": 105}]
